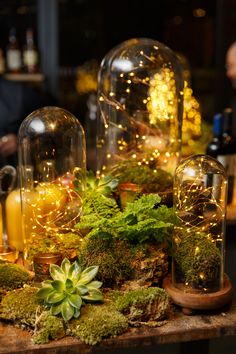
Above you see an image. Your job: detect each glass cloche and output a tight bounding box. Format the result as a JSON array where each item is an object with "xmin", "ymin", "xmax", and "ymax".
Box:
[
  {"xmin": 18, "ymin": 106, "xmax": 86, "ymax": 270},
  {"xmin": 173, "ymin": 154, "xmax": 227, "ymax": 293},
  {"xmin": 96, "ymin": 38, "xmax": 184, "ymax": 197}
]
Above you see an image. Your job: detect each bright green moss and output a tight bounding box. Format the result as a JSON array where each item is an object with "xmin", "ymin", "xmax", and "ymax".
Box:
[
  {"xmin": 68, "ymin": 302, "xmax": 128, "ymax": 345},
  {"xmin": 33, "ymin": 311, "xmax": 65, "ymax": 344},
  {"xmin": 0, "ymin": 286, "xmax": 42, "ymax": 327},
  {"xmin": 115, "ymin": 287, "xmax": 170, "ymax": 323},
  {"xmin": 174, "ymin": 232, "xmax": 222, "ymax": 289},
  {"xmin": 0, "ymin": 263, "xmax": 30, "ymax": 290}
]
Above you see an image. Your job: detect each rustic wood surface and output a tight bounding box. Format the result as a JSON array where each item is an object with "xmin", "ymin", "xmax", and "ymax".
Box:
[{"xmin": 1, "ymin": 301, "xmax": 236, "ymax": 353}]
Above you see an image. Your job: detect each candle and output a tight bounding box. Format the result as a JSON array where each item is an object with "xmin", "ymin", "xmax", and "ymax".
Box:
[{"xmin": 5, "ymin": 189, "xmax": 24, "ymax": 252}]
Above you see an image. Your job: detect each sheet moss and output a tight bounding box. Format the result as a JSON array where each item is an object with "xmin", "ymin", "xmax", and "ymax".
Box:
[
  {"xmin": 0, "ymin": 286, "xmax": 42, "ymax": 327},
  {"xmin": 33, "ymin": 311, "xmax": 65, "ymax": 344},
  {"xmin": 68, "ymin": 302, "xmax": 128, "ymax": 345}
]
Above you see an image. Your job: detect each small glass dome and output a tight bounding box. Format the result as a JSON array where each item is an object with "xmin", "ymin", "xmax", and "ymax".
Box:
[
  {"xmin": 173, "ymin": 154, "xmax": 227, "ymax": 293},
  {"xmin": 18, "ymin": 106, "xmax": 86, "ymax": 269},
  {"xmin": 96, "ymin": 38, "xmax": 184, "ymax": 194}
]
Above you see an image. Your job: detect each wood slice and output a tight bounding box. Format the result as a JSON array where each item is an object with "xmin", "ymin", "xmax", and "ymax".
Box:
[{"xmin": 163, "ymin": 274, "xmax": 233, "ymax": 312}]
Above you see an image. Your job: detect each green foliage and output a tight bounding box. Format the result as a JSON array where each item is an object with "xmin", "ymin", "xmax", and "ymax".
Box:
[
  {"xmin": 81, "ymin": 190, "xmax": 120, "ymax": 224},
  {"xmin": 110, "ymin": 160, "xmax": 173, "ymax": 193},
  {"xmin": 76, "ymin": 194, "xmax": 178, "ymax": 247},
  {"xmin": 174, "ymin": 232, "xmax": 222, "ymax": 289},
  {"xmin": 115, "ymin": 287, "xmax": 170, "ymax": 323},
  {"xmin": 0, "ymin": 263, "xmax": 30, "ymax": 291},
  {"xmin": 68, "ymin": 302, "xmax": 128, "ymax": 345},
  {"xmin": 0, "ymin": 286, "xmax": 42, "ymax": 327},
  {"xmin": 33, "ymin": 311, "xmax": 65, "ymax": 344},
  {"xmin": 37, "ymin": 258, "xmax": 103, "ymax": 322}
]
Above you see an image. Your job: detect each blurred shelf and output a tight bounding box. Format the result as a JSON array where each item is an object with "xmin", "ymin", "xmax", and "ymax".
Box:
[{"xmin": 3, "ymin": 73, "xmax": 45, "ymax": 83}]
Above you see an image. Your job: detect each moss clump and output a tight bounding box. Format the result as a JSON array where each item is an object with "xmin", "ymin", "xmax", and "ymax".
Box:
[
  {"xmin": 79, "ymin": 234, "xmax": 133, "ymax": 287},
  {"xmin": 26, "ymin": 232, "xmax": 82, "ymax": 263},
  {"xmin": 33, "ymin": 311, "xmax": 65, "ymax": 344},
  {"xmin": 115, "ymin": 287, "xmax": 170, "ymax": 324},
  {"xmin": 174, "ymin": 232, "xmax": 222, "ymax": 290},
  {"xmin": 0, "ymin": 263, "xmax": 30, "ymax": 291},
  {"xmin": 68, "ymin": 302, "xmax": 128, "ymax": 345},
  {"xmin": 0, "ymin": 286, "xmax": 42, "ymax": 327}
]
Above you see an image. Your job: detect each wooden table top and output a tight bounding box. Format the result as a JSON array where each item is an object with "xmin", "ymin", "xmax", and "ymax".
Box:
[{"xmin": 1, "ymin": 301, "xmax": 236, "ymax": 354}]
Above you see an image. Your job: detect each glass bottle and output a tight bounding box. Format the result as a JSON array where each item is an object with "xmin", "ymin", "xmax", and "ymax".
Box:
[
  {"xmin": 18, "ymin": 106, "xmax": 86, "ymax": 270},
  {"xmin": 96, "ymin": 38, "xmax": 183, "ymax": 197},
  {"xmin": 206, "ymin": 113, "xmax": 223, "ymax": 158},
  {"xmin": 23, "ymin": 28, "xmax": 39, "ymax": 73},
  {"xmin": 6, "ymin": 27, "xmax": 22, "ymax": 73},
  {"xmin": 173, "ymin": 154, "xmax": 227, "ymax": 294},
  {"xmin": 217, "ymin": 108, "xmax": 236, "ymax": 205}
]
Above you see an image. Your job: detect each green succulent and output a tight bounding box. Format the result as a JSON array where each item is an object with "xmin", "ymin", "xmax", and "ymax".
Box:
[
  {"xmin": 74, "ymin": 170, "xmax": 118, "ymax": 196},
  {"xmin": 37, "ymin": 258, "xmax": 103, "ymax": 322}
]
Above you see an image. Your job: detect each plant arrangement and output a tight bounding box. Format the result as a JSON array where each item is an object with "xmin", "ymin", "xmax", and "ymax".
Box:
[{"xmin": 0, "ymin": 170, "xmax": 177, "ymax": 346}]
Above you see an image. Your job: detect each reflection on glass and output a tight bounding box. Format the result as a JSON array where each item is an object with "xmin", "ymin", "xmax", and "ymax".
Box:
[{"xmin": 173, "ymin": 154, "xmax": 227, "ymax": 293}]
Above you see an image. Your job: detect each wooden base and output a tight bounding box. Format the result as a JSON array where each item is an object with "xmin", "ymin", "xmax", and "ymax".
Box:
[{"xmin": 163, "ymin": 274, "xmax": 233, "ymax": 314}]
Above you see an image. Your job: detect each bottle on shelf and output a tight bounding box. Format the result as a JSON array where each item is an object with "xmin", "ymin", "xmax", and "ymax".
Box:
[
  {"xmin": 6, "ymin": 27, "xmax": 22, "ymax": 73},
  {"xmin": 206, "ymin": 112, "xmax": 223, "ymax": 158},
  {"xmin": 207, "ymin": 108, "xmax": 236, "ymax": 205},
  {"xmin": 219, "ymin": 108, "xmax": 236, "ymax": 205},
  {"xmin": 23, "ymin": 28, "xmax": 39, "ymax": 73}
]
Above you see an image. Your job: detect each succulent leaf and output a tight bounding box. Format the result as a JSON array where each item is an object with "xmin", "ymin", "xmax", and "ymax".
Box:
[
  {"xmin": 81, "ymin": 289, "xmax": 103, "ymax": 302},
  {"xmin": 37, "ymin": 258, "xmax": 103, "ymax": 322},
  {"xmin": 73, "ymin": 308, "xmax": 81, "ymax": 318},
  {"xmin": 61, "ymin": 258, "xmax": 71, "ymax": 275},
  {"xmin": 51, "ymin": 280, "xmax": 65, "ymax": 292},
  {"xmin": 47, "ymin": 291, "xmax": 65, "ymax": 304},
  {"xmin": 61, "ymin": 300, "xmax": 74, "ymax": 321},
  {"xmin": 51, "ymin": 303, "xmax": 63, "ymax": 315},
  {"xmin": 65, "ymin": 278, "xmax": 74, "ymax": 290},
  {"xmin": 50, "ymin": 264, "xmax": 66, "ymax": 281},
  {"xmin": 68, "ymin": 261, "xmax": 81, "ymax": 280},
  {"xmin": 87, "ymin": 281, "xmax": 103, "ymax": 289},
  {"xmin": 68, "ymin": 294, "xmax": 82, "ymax": 309},
  {"xmin": 37, "ymin": 286, "xmax": 53, "ymax": 299},
  {"xmin": 79, "ymin": 266, "xmax": 99, "ymax": 284},
  {"xmin": 76, "ymin": 284, "xmax": 89, "ymax": 295}
]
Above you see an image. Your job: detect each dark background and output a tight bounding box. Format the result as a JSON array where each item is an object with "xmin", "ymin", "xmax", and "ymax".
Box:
[{"xmin": 0, "ymin": 0, "xmax": 235, "ymax": 124}]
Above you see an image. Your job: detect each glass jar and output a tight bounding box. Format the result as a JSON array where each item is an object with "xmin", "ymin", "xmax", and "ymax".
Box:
[
  {"xmin": 96, "ymin": 38, "xmax": 184, "ymax": 196},
  {"xmin": 173, "ymin": 154, "xmax": 227, "ymax": 293},
  {"xmin": 18, "ymin": 106, "xmax": 86, "ymax": 270}
]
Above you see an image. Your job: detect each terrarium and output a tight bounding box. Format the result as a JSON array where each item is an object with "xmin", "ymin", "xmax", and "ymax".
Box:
[
  {"xmin": 18, "ymin": 107, "xmax": 86, "ymax": 272},
  {"xmin": 96, "ymin": 38, "xmax": 184, "ymax": 198},
  {"xmin": 164, "ymin": 155, "xmax": 232, "ymax": 308}
]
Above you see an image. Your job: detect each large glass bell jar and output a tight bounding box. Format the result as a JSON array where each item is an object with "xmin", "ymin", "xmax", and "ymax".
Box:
[
  {"xmin": 96, "ymin": 38, "xmax": 184, "ymax": 196},
  {"xmin": 18, "ymin": 106, "xmax": 86, "ymax": 270},
  {"xmin": 173, "ymin": 154, "xmax": 227, "ymax": 293}
]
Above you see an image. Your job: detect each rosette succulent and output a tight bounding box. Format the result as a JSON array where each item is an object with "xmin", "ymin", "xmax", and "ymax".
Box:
[{"xmin": 37, "ymin": 258, "xmax": 103, "ymax": 321}]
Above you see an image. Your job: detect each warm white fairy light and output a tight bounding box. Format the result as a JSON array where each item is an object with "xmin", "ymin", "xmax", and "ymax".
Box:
[{"xmin": 96, "ymin": 43, "xmax": 183, "ymax": 176}]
